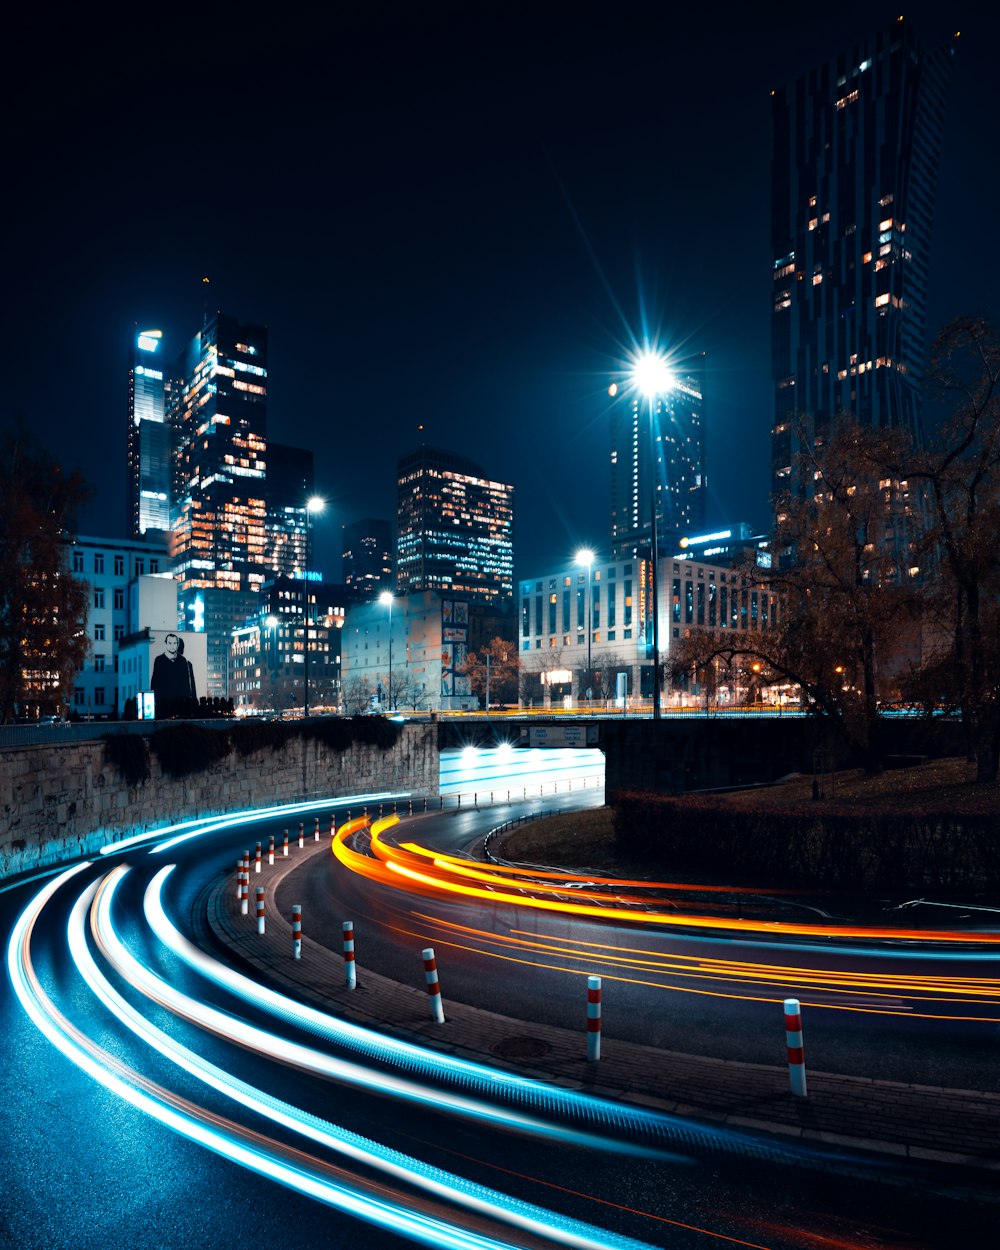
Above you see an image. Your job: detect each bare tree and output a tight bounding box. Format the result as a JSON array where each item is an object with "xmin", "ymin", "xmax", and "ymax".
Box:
[
  {"xmin": 900, "ymin": 317, "xmax": 1000, "ymax": 779},
  {"xmin": 461, "ymin": 637, "xmax": 518, "ymax": 708}
]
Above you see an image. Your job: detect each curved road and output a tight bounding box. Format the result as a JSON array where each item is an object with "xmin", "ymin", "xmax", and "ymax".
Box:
[{"xmin": 1, "ymin": 784, "xmax": 997, "ymax": 1250}]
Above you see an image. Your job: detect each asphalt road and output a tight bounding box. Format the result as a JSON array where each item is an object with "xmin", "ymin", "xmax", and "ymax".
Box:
[{"xmin": 1, "ymin": 786, "xmax": 996, "ymax": 1250}]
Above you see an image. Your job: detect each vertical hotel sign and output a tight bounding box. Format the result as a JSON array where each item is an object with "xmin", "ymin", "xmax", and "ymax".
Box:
[{"xmin": 441, "ymin": 599, "xmax": 470, "ymax": 698}]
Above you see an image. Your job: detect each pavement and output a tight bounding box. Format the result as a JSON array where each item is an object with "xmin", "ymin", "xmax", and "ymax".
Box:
[{"xmin": 205, "ymin": 836, "xmax": 1000, "ymax": 1183}]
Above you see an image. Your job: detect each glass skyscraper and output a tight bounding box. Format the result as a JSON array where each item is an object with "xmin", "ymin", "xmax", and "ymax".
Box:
[
  {"xmin": 127, "ymin": 328, "xmax": 171, "ymax": 536},
  {"xmin": 609, "ymin": 359, "xmax": 706, "ymax": 562},
  {"xmin": 770, "ymin": 19, "xmax": 956, "ymax": 507},
  {"xmin": 168, "ymin": 311, "xmax": 269, "ymax": 596},
  {"xmin": 396, "ymin": 446, "xmax": 514, "ymax": 607}
]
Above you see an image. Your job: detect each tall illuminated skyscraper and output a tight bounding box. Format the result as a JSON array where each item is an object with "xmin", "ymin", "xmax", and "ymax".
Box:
[
  {"xmin": 396, "ymin": 446, "xmax": 514, "ymax": 607},
  {"xmin": 609, "ymin": 359, "xmax": 706, "ymax": 561},
  {"xmin": 126, "ymin": 328, "xmax": 171, "ymax": 536},
  {"xmin": 169, "ymin": 311, "xmax": 269, "ymax": 596},
  {"xmin": 342, "ymin": 517, "xmax": 394, "ymax": 597},
  {"xmin": 770, "ymin": 19, "xmax": 955, "ymax": 512}
]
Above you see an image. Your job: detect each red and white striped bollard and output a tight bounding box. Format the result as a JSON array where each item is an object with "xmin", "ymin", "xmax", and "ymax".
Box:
[
  {"xmin": 255, "ymin": 842, "xmax": 261, "ymax": 874},
  {"xmin": 314, "ymin": 816, "xmax": 320, "ymax": 842},
  {"xmin": 268, "ymin": 834, "xmax": 274, "ymax": 865},
  {"xmin": 784, "ymin": 998, "xmax": 807, "ymax": 1097},
  {"xmin": 422, "ymin": 947, "xmax": 445, "ymax": 1023},
  {"xmin": 255, "ymin": 886, "xmax": 265, "ymax": 935},
  {"xmin": 343, "ymin": 921, "xmax": 356, "ymax": 989},
  {"xmin": 292, "ymin": 905, "xmax": 302, "ymax": 960},
  {"xmin": 298, "ymin": 822, "xmax": 304, "ymax": 849},
  {"xmin": 586, "ymin": 976, "xmax": 601, "ymax": 1061},
  {"xmin": 282, "ymin": 829, "xmax": 289, "ymax": 858}
]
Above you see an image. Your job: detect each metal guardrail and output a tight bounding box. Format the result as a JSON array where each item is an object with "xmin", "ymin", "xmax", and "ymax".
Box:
[{"xmin": 0, "ymin": 718, "xmax": 232, "ymax": 750}]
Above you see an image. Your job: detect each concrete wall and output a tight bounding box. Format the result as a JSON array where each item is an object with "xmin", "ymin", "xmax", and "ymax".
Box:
[{"xmin": 0, "ymin": 724, "xmax": 438, "ymax": 880}]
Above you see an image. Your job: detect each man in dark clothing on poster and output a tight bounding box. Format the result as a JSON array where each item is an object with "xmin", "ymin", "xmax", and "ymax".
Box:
[{"xmin": 151, "ymin": 633, "xmax": 197, "ymax": 712}]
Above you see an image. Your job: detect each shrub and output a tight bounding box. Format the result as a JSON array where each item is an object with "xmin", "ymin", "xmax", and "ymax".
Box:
[
  {"xmin": 150, "ymin": 724, "xmax": 232, "ymax": 779},
  {"xmin": 611, "ymin": 790, "xmax": 1000, "ymax": 892},
  {"xmin": 102, "ymin": 733, "xmax": 151, "ymax": 787},
  {"xmin": 229, "ymin": 719, "xmax": 293, "ymax": 756}
]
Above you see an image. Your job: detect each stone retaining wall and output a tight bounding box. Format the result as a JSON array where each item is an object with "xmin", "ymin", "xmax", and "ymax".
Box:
[{"xmin": 0, "ymin": 724, "xmax": 438, "ymax": 880}]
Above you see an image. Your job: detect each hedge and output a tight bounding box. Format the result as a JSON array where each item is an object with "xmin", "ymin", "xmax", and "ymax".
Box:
[{"xmin": 611, "ymin": 790, "xmax": 1000, "ymax": 892}]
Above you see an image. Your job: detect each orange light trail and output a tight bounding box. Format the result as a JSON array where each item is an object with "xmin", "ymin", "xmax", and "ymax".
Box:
[{"xmin": 331, "ymin": 820, "xmax": 1000, "ymax": 949}]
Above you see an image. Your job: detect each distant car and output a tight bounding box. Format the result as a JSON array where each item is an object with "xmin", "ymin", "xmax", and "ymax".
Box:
[{"xmin": 38, "ymin": 715, "xmax": 68, "ymax": 725}]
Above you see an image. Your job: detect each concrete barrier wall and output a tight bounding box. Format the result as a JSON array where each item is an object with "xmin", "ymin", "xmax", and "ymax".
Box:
[{"xmin": 0, "ymin": 724, "xmax": 439, "ymax": 880}]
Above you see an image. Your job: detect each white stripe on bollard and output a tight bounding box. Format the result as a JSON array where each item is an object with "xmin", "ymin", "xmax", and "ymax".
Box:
[
  {"xmin": 292, "ymin": 904, "xmax": 302, "ymax": 960},
  {"xmin": 255, "ymin": 886, "xmax": 265, "ymax": 935},
  {"xmin": 422, "ymin": 947, "xmax": 445, "ymax": 1023},
  {"xmin": 784, "ymin": 998, "xmax": 807, "ymax": 1097},
  {"xmin": 343, "ymin": 921, "xmax": 356, "ymax": 990},
  {"xmin": 586, "ymin": 976, "xmax": 602, "ymax": 1062}
]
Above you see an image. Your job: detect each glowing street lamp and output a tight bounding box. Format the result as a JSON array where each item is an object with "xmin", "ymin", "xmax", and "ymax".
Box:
[
  {"xmin": 303, "ymin": 495, "xmax": 325, "ymax": 718},
  {"xmin": 631, "ymin": 350, "xmax": 673, "ymax": 720},
  {"xmin": 379, "ymin": 591, "xmax": 394, "ymax": 711},
  {"xmin": 575, "ymin": 547, "xmax": 595, "ymax": 704}
]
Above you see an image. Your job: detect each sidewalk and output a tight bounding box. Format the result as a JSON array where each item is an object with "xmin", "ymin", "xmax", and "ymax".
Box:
[{"xmin": 207, "ymin": 839, "xmax": 1000, "ymax": 1179}]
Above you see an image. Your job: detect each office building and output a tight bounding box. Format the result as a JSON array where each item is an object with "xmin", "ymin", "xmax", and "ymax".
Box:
[
  {"xmin": 342, "ymin": 517, "xmax": 394, "ymax": 597},
  {"xmin": 395, "ymin": 446, "xmax": 514, "ymax": 608},
  {"xmin": 609, "ymin": 359, "xmax": 707, "ymax": 561},
  {"xmin": 341, "ymin": 590, "xmax": 477, "ymax": 713},
  {"xmin": 264, "ymin": 441, "xmax": 315, "ymax": 581},
  {"xmin": 519, "ymin": 552, "xmax": 779, "ymax": 708},
  {"xmin": 770, "ymin": 19, "xmax": 955, "ymax": 515},
  {"xmin": 169, "ymin": 310, "xmax": 269, "ymax": 598},
  {"xmin": 126, "ymin": 328, "xmax": 172, "ymax": 536}
]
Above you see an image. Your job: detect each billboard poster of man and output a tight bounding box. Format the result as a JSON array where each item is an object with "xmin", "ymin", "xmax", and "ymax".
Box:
[
  {"xmin": 146, "ymin": 630, "xmax": 207, "ymax": 717},
  {"xmin": 151, "ymin": 632, "xmax": 197, "ymax": 702}
]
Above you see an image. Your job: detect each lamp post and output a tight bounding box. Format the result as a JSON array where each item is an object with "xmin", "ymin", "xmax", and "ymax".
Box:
[
  {"xmin": 631, "ymin": 351, "xmax": 673, "ymax": 720},
  {"xmin": 303, "ymin": 496, "xmax": 325, "ymax": 718},
  {"xmin": 575, "ymin": 547, "xmax": 594, "ymax": 706},
  {"xmin": 264, "ymin": 614, "xmax": 279, "ymax": 712},
  {"xmin": 379, "ymin": 591, "xmax": 394, "ymax": 712}
]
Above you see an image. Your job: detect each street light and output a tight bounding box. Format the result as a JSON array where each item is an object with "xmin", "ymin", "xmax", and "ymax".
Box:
[
  {"xmin": 379, "ymin": 591, "xmax": 393, "ymax": 712},
  {"xmin": 303, "ymin": 495, "xmax": 325, "ymax": 718},
  {"xmin": 575, "ymin": 547, "xmax": 594, "ymax": 706},
  {"xmin": 632, "ymin": 349, "xmax": 673, "ymax": 720}
]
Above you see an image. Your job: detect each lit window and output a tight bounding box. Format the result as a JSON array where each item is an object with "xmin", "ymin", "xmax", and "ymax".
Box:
[
  {"xmin": 863, "ymin": 251, "xmax": 873, "ymax": 263},
  {"xmin": 875, "ymin": 293, "xmax": 890, "ymax": 307},
  {"xmin": 812, "ymin": 273, "xmax": 823, "ymax": 285},
  {"xmin": 879, "ymin": 217, "xmax": 894, "ymax": 231}
]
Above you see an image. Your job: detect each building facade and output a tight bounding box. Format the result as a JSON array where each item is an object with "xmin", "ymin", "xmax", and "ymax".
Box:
[
  {"xmin": 68, "ymin": 534, "xmax": 173, "ymax": 717},
  {"xmin": 169, "ymin": 311, "xmax": 269, "ymax": 598},
  {"xmin": 228, "ymin": 578, "xmax": 346, "ymax": 715},
  {"xmin": 395, "ymin": 446, "xmax": 514, "ymax": 608},
  {"xmin": 342, "ymin": 517, "xmax": 394, "ymax": 598},
  {"xmin": 264, "ymin": 441, "xmax": 315, "ymax": 581},
  {"xmin": 519, "ymin": 553, "xmax": 779, "ymax": 708},
  {"xmin": 770, "ymin": 19, "xmax": 955, "ymax": 512},
  {"xmin": 341, "ymin": 590, "xmax": 477, "ymax": 713},
  {"xmin": 126, "ymin": 328, "xmax": 172, "ymax": 537},
  {"xmin": 609, "ymin": 359, "xmax": 707, "ymax": 561}
]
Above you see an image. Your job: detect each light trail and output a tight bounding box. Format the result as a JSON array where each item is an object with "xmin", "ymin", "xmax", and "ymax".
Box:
[
  {"xmin": 333, "ymin": 820, "xmax": 1000, "ymax": 948},
  {"xmin": 8, "ymin": 869, "xmax": 590, "ymax": 1250},
  {"xmin": 74, "ymin": 869, "xmax": 664, "ymax": 1250},
  {"xmin": 145, "ymin": 865, "xmax": 827, "ymax": 1169}
]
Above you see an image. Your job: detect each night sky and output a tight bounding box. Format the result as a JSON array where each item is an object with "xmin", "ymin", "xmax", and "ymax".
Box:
[{"xmin": 4, "ymin": 4, "xmax": 997, "ymax": 585}]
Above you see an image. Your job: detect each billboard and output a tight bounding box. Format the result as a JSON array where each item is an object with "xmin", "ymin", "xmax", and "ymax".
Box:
[{"xmin": 146, "ymin": 630, "xmax": 208, "ymax": 713}]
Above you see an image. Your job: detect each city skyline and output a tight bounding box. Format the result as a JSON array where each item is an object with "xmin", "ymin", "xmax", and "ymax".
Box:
[{"xmin": 5, "ymin": 5, "xmax": 997, "ymax": 584}]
